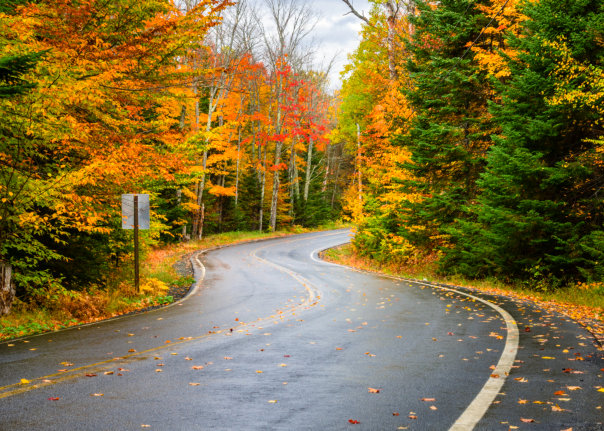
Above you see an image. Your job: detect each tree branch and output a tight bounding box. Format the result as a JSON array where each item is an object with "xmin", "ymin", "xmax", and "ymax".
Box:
[{"xmin": 341, "ymin": 0, "xmax": 372, "ymax": 27}]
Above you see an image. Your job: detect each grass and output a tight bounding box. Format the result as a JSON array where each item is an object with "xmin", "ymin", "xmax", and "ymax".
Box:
[
  {"xmin": 0, "ymin": 222, "xmax": 350, "ymax": 342},
  {"xmin": 324, "ymin": 243, "xmax": 603, "ymax": 340}
]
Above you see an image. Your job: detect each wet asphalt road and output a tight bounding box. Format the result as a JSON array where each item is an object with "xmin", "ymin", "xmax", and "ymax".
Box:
[{"xmin": 0, "ymin": 229, "xmax": 602, "ymax": 430}]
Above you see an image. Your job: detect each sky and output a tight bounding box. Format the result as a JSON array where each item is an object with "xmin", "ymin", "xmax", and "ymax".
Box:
[
  {"xmin": 307, "ymin": 0, "xmax": 373, "ymax": 88},
  {"xmin": 253, "ymin": 0, "xmax": 373, "ymax": 90}
]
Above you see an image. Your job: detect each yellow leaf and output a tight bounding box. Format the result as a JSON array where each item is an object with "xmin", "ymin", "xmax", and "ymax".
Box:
[{"xmin": 20, "ymin": 378, "xmax": 30, "ymax": 384}]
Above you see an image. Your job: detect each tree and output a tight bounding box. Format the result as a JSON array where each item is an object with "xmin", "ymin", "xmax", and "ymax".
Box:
[
  {"xmin": 442, "ymin": 0, "xmax": 604, "ymax": 286},
  {"xmin": 0, "ymin": 0, "xmax": 230, "ymax": 314}
]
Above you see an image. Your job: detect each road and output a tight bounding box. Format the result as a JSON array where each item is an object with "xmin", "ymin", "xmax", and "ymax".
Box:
[{"xmin": 0, "ymin": 230, "xmax": 602, "ymax": 430}]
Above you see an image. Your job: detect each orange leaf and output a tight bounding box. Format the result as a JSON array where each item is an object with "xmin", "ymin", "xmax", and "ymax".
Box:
[
  {"xmin": 348, "ymin": 419, "xmax": 360, "ymax": 424},
  {"xmin": 520, "ymin": 418, "xmax": 535, "ymax": 423},
  {"xmin": 421, "ymin": 397, "xmax": 436, "ymax": 402},
  {"xmin": 368, "ymin": 387, "xmax": 380, "ymax": 393}
]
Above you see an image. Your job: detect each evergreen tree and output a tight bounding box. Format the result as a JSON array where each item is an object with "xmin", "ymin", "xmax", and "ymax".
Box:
[
  {"xmin": 397, "ymin": 0, "xmax": 495, "ymax": 252},
  {"xmin": 443, "ymin": 0, "xmax": 604, "ymax": 286}
]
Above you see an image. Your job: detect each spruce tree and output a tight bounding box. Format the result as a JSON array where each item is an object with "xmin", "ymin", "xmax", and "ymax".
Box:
[
  {"xmin": 443, "ymin": 0, "xmax": 604, "ymax": 285},
  {"xmin": 398, "ymin": 0, "xmax": 494, "ymax": 252}
]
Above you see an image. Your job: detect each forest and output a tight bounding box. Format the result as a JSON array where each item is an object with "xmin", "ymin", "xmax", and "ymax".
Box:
[{"xmin": 0, "ymin": 0, "xmax": 602, "ymax": 319}]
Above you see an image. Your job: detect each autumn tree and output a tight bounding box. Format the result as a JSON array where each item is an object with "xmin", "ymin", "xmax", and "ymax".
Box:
[{"xmin": 0, "ymin": 0, "xmax": 230, "ymax": 314}]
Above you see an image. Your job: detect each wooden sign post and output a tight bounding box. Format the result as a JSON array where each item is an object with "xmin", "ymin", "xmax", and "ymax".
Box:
[{"xmin": 122, "ymin": 194, "xmax": 150, "ymax": 293}]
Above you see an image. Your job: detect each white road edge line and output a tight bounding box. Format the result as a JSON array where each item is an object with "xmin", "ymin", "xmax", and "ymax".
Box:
[{"xmin": 311, "ymin": 242, "xmax": 519, "ymax": 431}]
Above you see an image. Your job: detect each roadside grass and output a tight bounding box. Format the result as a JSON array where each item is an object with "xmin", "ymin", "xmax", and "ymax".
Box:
[
  {"xmin": 0, "ymin": 222, "xmax": 350, "ymax": 342},
  {"xmin": 324, "ymin": 244, "xmax": 603, "ymax": 342}
]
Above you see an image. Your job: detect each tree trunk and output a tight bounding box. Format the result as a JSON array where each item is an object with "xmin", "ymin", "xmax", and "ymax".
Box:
[
  {"xmin": 0, "ymin": 261, "xmax": 15, "ymax": 316},
  {"xmin": 235, "ymin": 126, "xmax": 242, "ymax": 207},
  {"xmin": 386, "ymin": 1, "xmax": 399, "ymax": 81},
  {"xmin": 356, "ymin": 123, "xmax": 363, "ymax": 216},
  {"xmin": 259, "ymin": 142, "xmax": 267, "ymax": 232},
  {"xmin": 269, "ymin": 141, "xmax": 282, "ymax": 232},
  {"xmin": 303, "ymin": 136, "xmax": 314, "ymax": 202}
]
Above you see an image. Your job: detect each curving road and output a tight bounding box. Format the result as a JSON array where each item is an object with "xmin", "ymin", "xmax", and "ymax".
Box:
[{"xmin": 0, "ymin": 230, "xmax": 602, "ymax": 430}]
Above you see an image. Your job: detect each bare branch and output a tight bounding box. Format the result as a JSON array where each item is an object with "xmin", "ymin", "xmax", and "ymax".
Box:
[{"xmin": 340, "ymin": 0, "xmax": 372, "ymax": 26}]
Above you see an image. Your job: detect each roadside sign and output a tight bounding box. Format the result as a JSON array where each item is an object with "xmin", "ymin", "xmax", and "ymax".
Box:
[
  {"xmin": 122, "ymin": 194, "xmax": 150, "ymax": 230},
  {"xmin": 121, "ymin": 193, "xmax": 150, "ymax": 294}
]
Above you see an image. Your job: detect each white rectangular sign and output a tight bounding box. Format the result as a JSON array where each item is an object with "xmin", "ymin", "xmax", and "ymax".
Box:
[{"xmin": 121, "ymin": 194, "xmax": 150, "ymax": 230}]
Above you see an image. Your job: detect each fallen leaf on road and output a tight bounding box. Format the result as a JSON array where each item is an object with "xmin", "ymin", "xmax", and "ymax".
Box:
[
  {"xmin": 552, "ymin": 404, "xmax": 565, "ymax": 412},
  {"xmin": 141, "ymin": 425, "xmax": 151, "ymax": 428},
  {"xmin": 85, "ymin": 373, "xmax": 97, "ymax": 377},
  {"xmin": 189, "ymin": 382, "xmax": 200, "ymax": 386},
  {"xmin": 48, "ymin": 397, "xmax": 60, "ymax": 401},
  {"xmin": 104, "ymin": 371, "xmax": 114, "ymax": 375},
  {"xmin": 430, "ymin": 406, "xmax": 438, "ymax": 410},
  {"xmin": 185, "ymin": 357, "xmax": 192, "ymax": 361},
  {"xmin": 368, "ymin": 388, "xmax": 380, "ymax": 393},
  {"xmin": 392, "ymin": 412, "xmax": 400, "ymax": 416},
  {"xmin": 348, "ymin": 419, "xmax": 360, "ymax": 424},
  {"xmin": 256, "ymin": 370, "xmax": 263, "ymax": 373},
  {"xmin": 20, "ymin": 379, "xmax": 30, "ymax": 384},
  {"xmin": 268, "ymin": 400, "xmax": 277, "ymax": 403},
  {"xmin": 542, "ymin": 356, "xmax": 555, "ymax": 360},
  {"xmin": 421, "ymin": 398, "xmax": 436, "ymax": 402},
  {"xmin": 518, "ymin": 399, "xmax": 528, "ymax": 404},
  {"xmin": 224, "ymin": 357, "xmax": 233, "ymax": 360},
  {"xmin": 192, "ymin": 366, "xmax": 204, "ymax": 370},
  {"xmin": 408, "ymin": 415, "xmax": 417, "ymax": 420},
  {"xmin": 128, "ymin": 349, "xmax": 136, "ymax": 353},
  {"xmin": 554, "ymin": 390, "xmax": 567, "ymax": 396},
  {"xmin": 520, "ymin": 418, "xmax": 535, "ymax": 423},
  {"xmin": 91, "ymin": 393, "xmax": 104, "ymax": 397},
  {"xmin": 514, "ymin": 377, "xmax": 528, "ymax": 382}
]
